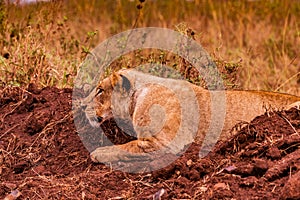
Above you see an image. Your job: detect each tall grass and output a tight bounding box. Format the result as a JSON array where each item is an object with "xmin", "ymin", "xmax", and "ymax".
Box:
[{"xmin": 0, "ymin": 0, "xmax": 299, "ymax": 95}]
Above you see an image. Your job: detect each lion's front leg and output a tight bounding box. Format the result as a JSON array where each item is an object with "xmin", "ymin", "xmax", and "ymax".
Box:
[{"xmin": 90, "ymin": 138, "xmax": 162, "ymax": 163}]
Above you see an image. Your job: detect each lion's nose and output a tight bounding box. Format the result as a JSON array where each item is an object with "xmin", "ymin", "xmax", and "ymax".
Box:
[
  {"xmin": 80, "ymin": 104, "xmax": 87, "ymax": 110},
  {"xmin": 97, "ymin": 116, "xmax": 103, "ymax": 122}
]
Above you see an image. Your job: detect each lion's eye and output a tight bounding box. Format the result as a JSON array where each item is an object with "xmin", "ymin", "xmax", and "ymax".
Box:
[{"xmin": 96, "ymin": 87, "xmax": 104, "ymax": 96}]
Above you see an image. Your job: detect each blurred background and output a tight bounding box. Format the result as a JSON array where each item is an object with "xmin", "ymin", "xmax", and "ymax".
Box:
[{"xmin": 0, "ymin": 0, "xmax": 299, "ymax": 95}]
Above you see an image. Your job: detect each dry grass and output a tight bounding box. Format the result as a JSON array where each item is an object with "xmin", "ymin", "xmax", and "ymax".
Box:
[{"xmin": 0, "ymin": 0, "xmax": 299, "ymax": 95}]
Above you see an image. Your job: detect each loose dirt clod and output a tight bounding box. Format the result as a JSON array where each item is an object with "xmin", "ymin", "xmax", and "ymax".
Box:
[{"xmin": 0, "ymin": 85, "xmax": 299, "ymax": 199}]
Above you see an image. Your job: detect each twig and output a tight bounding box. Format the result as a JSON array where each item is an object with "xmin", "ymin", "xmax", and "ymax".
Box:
[
  {"xmin": 275, "ymin": 70, "xmax": 300, "ymax": 92},
  {"xmin": 0, "ymin": 124, "xmax": 18, "ymax": 139},
  {"xmin": 1, "ymin": 91, "xmax": 29, "ymax": 122},
  {"xmin": 281, "ymin": 115, "xmax": 298, "ymax": 135},
  {"xmin": 30, "ymin": 113, "xmax": 71, "ymax": 148}
]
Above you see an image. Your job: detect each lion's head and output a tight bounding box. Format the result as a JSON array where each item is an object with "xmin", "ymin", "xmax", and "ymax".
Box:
[{"xmin": 82, "ymin": 69, "xmax": 133, "ymax": 127}]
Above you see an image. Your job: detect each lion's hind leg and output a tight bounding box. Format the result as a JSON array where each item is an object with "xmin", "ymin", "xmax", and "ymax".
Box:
[{"xmin": 286, "ymin": 101, "xmax": 300, "ymax": 110}]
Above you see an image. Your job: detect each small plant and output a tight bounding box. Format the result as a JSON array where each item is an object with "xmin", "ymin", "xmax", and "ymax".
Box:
[{"xmin": 132, "ymin": 0, "xmax": 146, "ymax": 28}]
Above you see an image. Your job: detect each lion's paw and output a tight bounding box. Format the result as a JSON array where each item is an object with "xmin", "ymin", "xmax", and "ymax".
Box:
[
  {"xmin": 90, "ymin": 145, "xmax": 149, "ymax": 163},
  {"xmin": 90, "ymin": 146, "xmax": 118, "ymax": 163}
]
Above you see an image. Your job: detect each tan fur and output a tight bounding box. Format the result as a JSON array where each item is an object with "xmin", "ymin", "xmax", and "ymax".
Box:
[{"xmin": 82, "ymin": 69, "xmax": 300, "ymax": 162}]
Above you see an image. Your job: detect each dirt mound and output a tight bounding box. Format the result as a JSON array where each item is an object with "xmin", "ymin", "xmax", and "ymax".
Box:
[{"xmin": 0, "ymin": 85, "xmax": 299, "ymax": 199}]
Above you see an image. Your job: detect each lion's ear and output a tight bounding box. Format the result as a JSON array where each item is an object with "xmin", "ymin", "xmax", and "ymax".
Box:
[
  {"xmin": 110, "ymin": 71, "xmax": 131, "ymax": 93},
  {"xmin": 110, "ymin": 71, "xmax": 121, "ymax": 87},
  {"xmin": 120, "ymin": 74, "xmax": 131, "ymax": 92}
]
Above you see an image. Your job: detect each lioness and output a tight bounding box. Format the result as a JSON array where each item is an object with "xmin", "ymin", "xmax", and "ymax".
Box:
[{"xmin": 82, "ymin": 69, "xmax": 300, "ymax": 163}]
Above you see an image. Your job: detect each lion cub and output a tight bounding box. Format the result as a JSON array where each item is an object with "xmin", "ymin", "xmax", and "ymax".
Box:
[{"xmin": 82, "ymin": 69, "xmax": 300, "ymax": 163}]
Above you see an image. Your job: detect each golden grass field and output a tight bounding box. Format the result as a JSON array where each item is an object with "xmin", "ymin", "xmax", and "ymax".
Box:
[{"xmin": 0, "ymin": 0, "xmax": 299, "ymax": 95}]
